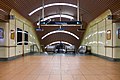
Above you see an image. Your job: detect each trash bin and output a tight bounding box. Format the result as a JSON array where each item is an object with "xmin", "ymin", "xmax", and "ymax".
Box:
[{"xmin": 85, "ymin": 46, "xmax": 91, "ymax": 54}]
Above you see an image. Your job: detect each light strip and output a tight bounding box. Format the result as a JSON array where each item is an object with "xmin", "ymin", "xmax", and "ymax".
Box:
[
  {"xmin": 29, "ymin": 3, "xmax": 78, "ymax": 16},
  {"xmin": 45, "ymin": 41, "xmax": 73, "ymax": 48},
  {"xmin": 49, "ymin": 41, "xmax": 73, "ymax": 46},
  {"xmin": 0, "ymin": 9, "xmax": 7, "ymax": 14},
  {"xmin": 41, "ymin": 30, "xmax": 79, "ymax": 40},
  {"xmin": 37, "ymin": 14, "xmax": 74, "ymax": 25}
]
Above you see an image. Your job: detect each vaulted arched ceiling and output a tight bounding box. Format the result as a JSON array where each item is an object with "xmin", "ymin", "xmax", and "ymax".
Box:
[
  {"xmin": 1, "ymin": 0, "xmax": 120, "ymax": 23},
  {"xmin": 1, "ymin": 0, "xmax": 120, "ymax": 49}
]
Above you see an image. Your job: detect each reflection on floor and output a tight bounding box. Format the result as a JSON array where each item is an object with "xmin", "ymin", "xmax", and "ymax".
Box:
[
  {"xmin": 32, "ymin": 52, "xmax": 88, "ymax": 56},
  {"xmin": 0, "ymin": 53, "xmax": 120, "ymax": 80}
]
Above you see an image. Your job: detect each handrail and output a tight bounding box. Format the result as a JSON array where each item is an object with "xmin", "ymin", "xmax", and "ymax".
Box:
[{"xmin": 30, "ymin": 44, "xmax": 40, "ymax": 53}]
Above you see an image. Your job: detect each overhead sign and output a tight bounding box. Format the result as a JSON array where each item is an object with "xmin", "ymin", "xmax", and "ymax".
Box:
[
  {"xmin": 40, "ymin": 21, "xmax": 82, "ymax": 25},
  {"xmin": 36, "ymin": 28, "xmax": 44, "ymax": 31}
]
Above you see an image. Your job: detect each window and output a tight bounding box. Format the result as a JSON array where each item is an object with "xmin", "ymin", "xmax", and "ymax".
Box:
[
  {"xmin": 24, "ymin": 31, "xmax": 28, "ymax": 45},
  {"xmin": 17, "ymin": 28, "xmax": 22, "ymax": 45}
]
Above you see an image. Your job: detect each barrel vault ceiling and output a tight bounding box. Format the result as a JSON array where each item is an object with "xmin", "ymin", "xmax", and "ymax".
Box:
[{"xmin": 1, "ymin": 0, "xmax": 120, "ymax": 49}]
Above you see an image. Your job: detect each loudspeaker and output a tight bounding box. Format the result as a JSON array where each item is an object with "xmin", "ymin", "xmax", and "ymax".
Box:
[
  {"xmin": 9, "ymin": 15, "xmax": 15, "ymax": 20},
  {"xmin": 107, "ymin": 15, "xmax": 113, "ymax": 20}
]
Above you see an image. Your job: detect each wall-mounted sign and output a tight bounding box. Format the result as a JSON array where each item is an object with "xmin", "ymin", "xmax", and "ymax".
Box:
[
  {"xmin": 106, "ymin": 30, "xmax": 111, "ymax": 40},
  {"xmin": 0, "ymin": 28, "xmax": 4, "ymax": 39},
  {"xmin": 11, "ymin": 30, "xmax": 15, "ymax": 39}
]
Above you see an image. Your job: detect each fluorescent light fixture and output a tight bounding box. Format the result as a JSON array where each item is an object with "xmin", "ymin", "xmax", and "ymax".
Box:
[
  {"xmin": 42, "ymin": 14, "xmax": 74, "ymax": 21},
  {"xmin": 17, "ymin": 31, "xmax": 28, "ymax": 34},
  {"xmin": 37, "ymin": 14, "xmax": 74, "ymax": 25},
  {"xmin": 29, "ymin": 3, "xmax": 78, "ymax": 16},
  {"xmin": 0, "ymin": 9, "xmax": 7, "ymax": 14},
  {"xmin": 45, "ymin": 41, "xmax": 73, "ymax": 48},
  {"xmin": 41, "ymin": 30, "xmax": 79, "ymax": 40},
  {"xmin": 49, "ymin": 41, "xmax": 73, "ymax": 46}
]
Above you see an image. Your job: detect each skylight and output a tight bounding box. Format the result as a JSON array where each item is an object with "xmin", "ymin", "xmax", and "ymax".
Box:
[{"xmin": 29, "ymin": 3, "xmax": 78, "ymax": 16}]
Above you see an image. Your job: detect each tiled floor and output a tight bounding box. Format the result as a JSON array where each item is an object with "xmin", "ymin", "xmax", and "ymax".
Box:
[{"xmin": 0, "ymin": 54, "xmax": 120, "ymax": 80}]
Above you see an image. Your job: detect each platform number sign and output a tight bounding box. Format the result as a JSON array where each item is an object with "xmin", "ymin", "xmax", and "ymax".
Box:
[
  {"xmin": 0, "ymin": 28, "xmax": 4, "ymax": 39},
  {"xmin": 118, "ymin": 28, "xmax": 120, "ymax": 39}
]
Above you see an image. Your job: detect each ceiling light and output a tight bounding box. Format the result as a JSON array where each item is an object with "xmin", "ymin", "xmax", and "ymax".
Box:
[
  {"xmin": 45, "ymin": 41, "xmax": 73, "ymax": 48},
  {"xmin": 29, "ymin": 3, "xmax": 78, "ymax": 16},
  {"xmin": 41, "ymin": 30, "xmax": 79, "ymax": 40},
  {"xmin": 37, "ymin": 14, "xmax": 74, "ymax": 25}
]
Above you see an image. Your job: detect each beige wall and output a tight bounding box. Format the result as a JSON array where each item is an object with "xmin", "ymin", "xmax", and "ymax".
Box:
[
  {"xmin": 81, "ymin": 9, "xmax": 117, "ymax": 58},
  {"xmin": 0, "ymin": 9, "xmax": 42, "ymax": 58},
  {"xmin": 0, "ymin": 22, "xmax": 9, "ymax": 58},
  {"xmin": 113, "ymin": 23, "xmax": 120, "ymax": 58}
]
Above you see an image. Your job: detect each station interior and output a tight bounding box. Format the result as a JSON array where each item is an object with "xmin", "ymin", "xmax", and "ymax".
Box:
[{"xmin": 1, "ymin": 0, "xmax": 120, "ymax": 80}]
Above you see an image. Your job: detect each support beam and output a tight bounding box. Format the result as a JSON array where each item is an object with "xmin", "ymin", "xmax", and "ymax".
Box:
[
  {"xmin": 42, "ymin": 0, "xmax": 45, "ymax": 19},
  {"xmin": 77, "ymin": 0, "xmax": 80, "ymax": 21}
]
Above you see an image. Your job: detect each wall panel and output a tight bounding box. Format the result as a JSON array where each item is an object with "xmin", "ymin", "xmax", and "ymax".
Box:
[
  {"xmin": 81, "ymin": 10, "xmax": 114, "ymax": 58},
  {"xmin": 0, "ymin": 9, "xmax": 41, "ymax": 59}
]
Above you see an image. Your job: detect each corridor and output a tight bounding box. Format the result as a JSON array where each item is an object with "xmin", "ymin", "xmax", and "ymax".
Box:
[{"xmin": 0, "ymin": 55, "xmax": 120, "ymax": 80}]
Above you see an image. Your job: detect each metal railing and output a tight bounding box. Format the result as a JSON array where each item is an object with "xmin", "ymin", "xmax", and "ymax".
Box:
[{"xmin": 30, "ymin": 44, "xmax": 40, "ymax": 53}]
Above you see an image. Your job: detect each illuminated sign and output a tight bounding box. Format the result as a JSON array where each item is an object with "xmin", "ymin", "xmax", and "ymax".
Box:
[
  {"xmin": 40, "ymin": 21, "xmax": 82, "ymax": 25},
  {"xmin": 36, "ymin": 28, "xmax": 44, "ymax": 31}
]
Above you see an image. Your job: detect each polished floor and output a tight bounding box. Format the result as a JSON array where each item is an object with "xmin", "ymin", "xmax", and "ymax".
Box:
[{"xmin": 0, "ymin": 53, "xmax": 120, "ymax": 80}]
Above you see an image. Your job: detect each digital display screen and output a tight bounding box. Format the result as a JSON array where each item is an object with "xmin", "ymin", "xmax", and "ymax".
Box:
[
  {"xmin": 40, "ymin": 21, "xmax": 82, "ymax": 25},
  {"xmin": 36, "ymin": 28, "xmax": 44, "ymax": 31}
]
